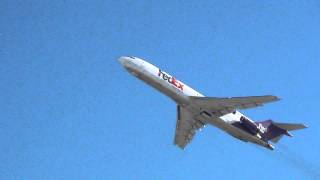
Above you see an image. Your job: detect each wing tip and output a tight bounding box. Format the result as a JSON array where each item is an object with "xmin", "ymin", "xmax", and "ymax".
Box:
[
  {"xmin": 269, "ymin": 95, "xmax": 281, "ymax": 101},
  {"xmin": 175, "ymin": 143, "xmax": 186, "ymax": 150},
  {"xmin": 301, "ymin": 124, "xmax": 308, "ymax": 129}
]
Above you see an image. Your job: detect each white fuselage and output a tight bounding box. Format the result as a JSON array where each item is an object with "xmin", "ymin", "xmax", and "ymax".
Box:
[
  {"xmin": 119, "ymin": 56, "xmax": 272, "ymax": 149},
  {"xmin": 119, "ymin": 56, "xmax": 240, "ymax": 120}
]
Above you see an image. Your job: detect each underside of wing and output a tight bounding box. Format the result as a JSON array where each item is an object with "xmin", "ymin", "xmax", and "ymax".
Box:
[
  {"xmin": 189, "ymin": 95, "xmax": 280, "ymax": 116},
  {"xmin": 174, "ymin": 106, "xmax": 206, "ymax": 149}
]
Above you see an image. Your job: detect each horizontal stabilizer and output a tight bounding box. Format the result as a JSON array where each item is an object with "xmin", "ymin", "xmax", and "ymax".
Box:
[
  {"xmin": 273, "ymin": 122, "xmax": 308, "ymax": 131},
  {"xmin": 257, "ymin": 120, "xmax": 308, "ymax": 143}
]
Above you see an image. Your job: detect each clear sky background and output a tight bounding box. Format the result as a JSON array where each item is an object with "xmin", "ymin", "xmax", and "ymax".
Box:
[{"xmin": 1, "ymin": 0, "xmax": 320, "ymax": 179}]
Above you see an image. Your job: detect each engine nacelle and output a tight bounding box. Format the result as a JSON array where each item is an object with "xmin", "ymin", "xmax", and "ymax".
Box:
[{"xmin": 240, "ymin": 116, "xmax": 260, "ymax": 135}]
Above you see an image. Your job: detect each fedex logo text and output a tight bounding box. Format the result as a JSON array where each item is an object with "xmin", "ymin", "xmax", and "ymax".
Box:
[
  {"xmin": 158, "ymin": 69, "xmax": 184, "ymax": 91},
  {"xmin": 258, "ymin": 123, "xmax": 267, "ymax": 133}
]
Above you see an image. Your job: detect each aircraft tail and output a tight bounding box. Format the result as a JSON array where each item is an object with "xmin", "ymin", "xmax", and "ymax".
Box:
[{"xmin": 255, "ymin": 120, "xmax": 307, "ymax": 143}]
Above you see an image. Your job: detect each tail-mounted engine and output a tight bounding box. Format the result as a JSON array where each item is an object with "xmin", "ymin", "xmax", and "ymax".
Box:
[{"xmin": 240, "ymin": 116, "xmax": 262, "ymax": 135}]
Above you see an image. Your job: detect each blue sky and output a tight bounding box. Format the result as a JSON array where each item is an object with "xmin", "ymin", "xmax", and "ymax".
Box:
[{"xmin": 1, "ymin": 0, "xmax": 320, "ymax": 179}]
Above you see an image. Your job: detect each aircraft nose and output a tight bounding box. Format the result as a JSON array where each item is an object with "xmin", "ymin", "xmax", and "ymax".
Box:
[
  {"xmin": 118, "ymin": 56, "xmax": 128, "ymax": 65},
  {"xmin": 118, "ymin": 56, "xmax": 137, "ymax": 65}
]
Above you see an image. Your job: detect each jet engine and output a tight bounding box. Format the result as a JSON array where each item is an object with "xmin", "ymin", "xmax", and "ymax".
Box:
[{"xmin": 240, "ymin": 116, "xmax": 260, "ymax": 135}]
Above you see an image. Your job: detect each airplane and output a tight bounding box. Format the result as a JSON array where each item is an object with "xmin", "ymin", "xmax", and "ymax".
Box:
[{"xmin": 118, "ymin": 56, "xmax": 307, "ymax": 150}]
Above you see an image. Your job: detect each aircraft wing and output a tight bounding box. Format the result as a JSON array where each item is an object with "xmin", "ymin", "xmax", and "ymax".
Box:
[
  {"xmin": 174, "ymin": 106, "xmax": 206, "ymax": 149},
  {"xmin": 189, "ymin": 95, "xmax": 280, "ymax": 116}
]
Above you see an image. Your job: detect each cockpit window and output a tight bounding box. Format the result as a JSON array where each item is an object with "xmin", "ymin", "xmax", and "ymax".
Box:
[{"xmin": 128, "ymin": 56, "xmax": 135, "ymax": 59}]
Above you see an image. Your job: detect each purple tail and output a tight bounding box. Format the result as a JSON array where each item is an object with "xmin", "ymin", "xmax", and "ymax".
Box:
[{"xmin": 255, "ymin": 120, "xmax": 307, "ymax": 143}]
